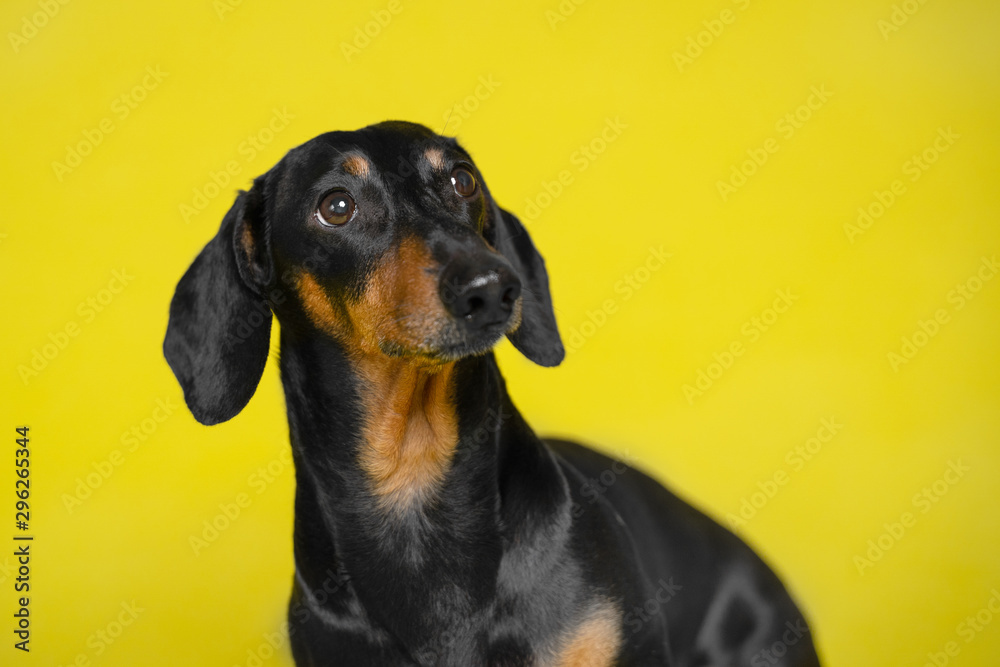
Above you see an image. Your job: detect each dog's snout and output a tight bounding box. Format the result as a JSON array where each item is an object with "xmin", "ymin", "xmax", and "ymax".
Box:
[{"xmin": 439, "ymin": 260, "xmax": 521, "ymax": 330}]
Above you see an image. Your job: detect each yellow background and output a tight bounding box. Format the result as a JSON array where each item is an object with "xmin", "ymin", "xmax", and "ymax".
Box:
[{"xmin": 2, "ymin": 0, "xmax": 999, "ymax": 664}]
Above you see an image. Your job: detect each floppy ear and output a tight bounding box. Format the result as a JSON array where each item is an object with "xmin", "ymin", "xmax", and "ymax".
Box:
[
  {"xmin": 163, "ymin": 183, "xmax": 273, "ymax": 425},
  {"xmin": 493, "ymin": 206, "xmax": 565, "ymax": 366}
]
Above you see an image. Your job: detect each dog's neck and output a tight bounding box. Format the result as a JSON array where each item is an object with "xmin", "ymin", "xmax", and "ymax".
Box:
[{"xmin": 277, "ymin": 329, "xmax": 570, "ymax": 650}]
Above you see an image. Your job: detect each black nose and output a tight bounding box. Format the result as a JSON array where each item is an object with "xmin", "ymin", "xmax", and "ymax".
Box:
[{"xmin": 439, "ymin": 260, "xmax": 521, "ymax": 330}]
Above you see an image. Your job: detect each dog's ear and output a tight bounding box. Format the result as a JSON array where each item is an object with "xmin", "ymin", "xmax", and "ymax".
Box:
[
  {"xmin": 164, "ymin": 178, "xmax": 273, "ymax": 425},
  {"xmin": 492, "ymin": 206, "xmax": 564, "ymax": 367}
]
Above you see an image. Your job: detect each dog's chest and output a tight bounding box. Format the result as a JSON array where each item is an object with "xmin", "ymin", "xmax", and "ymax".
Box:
[{"xmin": 407, "ymin": 601, "xmax": 622, "ymax": 667}]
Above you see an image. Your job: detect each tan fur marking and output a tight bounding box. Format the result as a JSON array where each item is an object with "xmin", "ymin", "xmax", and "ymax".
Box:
[
  {"xmin": 357, "ymin": 358, "xmax": 457, "ymax": 510},
  {"xmin": 342, "ymin": 153, "xmax": 371, "ymax": 178},
  {"xmin": 294, "ymin": 239, "xmax": 459, "ymax": 511},
  {"xmin": 424, "ymin": 147, "xmax": 445, "ymax": 170},
  {"xmin": 295, "ymin": 239, "xmax": 448, "ymax": 354},
  {"xmin": 296, "ymin": 273, "xmax": 350, "ymax": 338},
  {"xmin": 354, "ymin": 238, "xmax": 457, "ymax": 509},
  {"xmin": 551, "ymin": 600, "xmax": 623, "ymax": 667},
  {"xmin": 238, "ymin": 221, "xmax": 255, "ymax": 264},
  {"xmin": 348, "ymin": 237, "xmax": 449, "ymax": 355}
]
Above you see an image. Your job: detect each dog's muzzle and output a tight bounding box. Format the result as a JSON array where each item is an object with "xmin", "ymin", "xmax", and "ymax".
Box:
[{"xmin": 438, "ymin": 257, "xmax": 521, "ymax": 334}]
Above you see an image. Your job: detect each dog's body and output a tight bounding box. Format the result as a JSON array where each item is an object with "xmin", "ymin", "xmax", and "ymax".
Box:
[{"xmin": 165, "ymin": 121, "xmax": 820, "ymax": 666}]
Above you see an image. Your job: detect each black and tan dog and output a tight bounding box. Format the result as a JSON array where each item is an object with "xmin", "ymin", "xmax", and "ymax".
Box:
[{"xmin": 164, "ymin": 121, "xmax": 820, "ymax": 666}]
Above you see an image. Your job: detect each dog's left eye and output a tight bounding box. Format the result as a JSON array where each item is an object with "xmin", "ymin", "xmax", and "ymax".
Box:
[
  {"xmin": 316, "ymin": 190, "xmax": 356, "ymax": 227},
  {"xmin": 451, "ymin": 167, "xmax": 477, "ymax": 198}
]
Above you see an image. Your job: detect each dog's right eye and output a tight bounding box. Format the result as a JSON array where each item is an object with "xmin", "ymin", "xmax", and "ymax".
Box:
[
  {"xmin": 316, "ymin": 190, "xmax": 356, "ymax": 227},
  {"xmin": 451, "ymin": 167, "xmax": 478, "ymax": 198}
]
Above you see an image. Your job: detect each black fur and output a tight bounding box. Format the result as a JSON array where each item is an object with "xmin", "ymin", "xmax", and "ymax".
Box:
[
  {"xmin": 163, "ymin": 192, "xmax": 271, "ymax": 425},
  {"xmin": 164, "ymin": 121, "xmax": 820, "ymax": 666}
]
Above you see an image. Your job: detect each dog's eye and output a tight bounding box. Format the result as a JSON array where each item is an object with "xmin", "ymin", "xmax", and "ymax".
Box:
[
  {"xmin": 316, "ymin": 190, "xmax": 356, "ymax": 227},
  {"xmin": 451, "ymin": 167, "xmax": 477, "ymax": 198}
]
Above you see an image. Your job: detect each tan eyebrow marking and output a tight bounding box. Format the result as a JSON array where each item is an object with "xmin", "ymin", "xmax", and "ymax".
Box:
[
  {"xmin": 424, "ymin": 147, "xmax": 445, "ymax": 170},
  {"xmin": 342, "ymin": 154, "xmax": 371, "ymax": 178}
]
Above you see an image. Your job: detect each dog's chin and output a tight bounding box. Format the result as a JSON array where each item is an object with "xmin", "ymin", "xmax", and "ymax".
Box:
[
  {"xmin": 380, "ymin": 320, "xmax": 515, "ymax": 364},
  {"xmin": 434, "ymin": 328, "xmax": 508, "ymax": 361}
]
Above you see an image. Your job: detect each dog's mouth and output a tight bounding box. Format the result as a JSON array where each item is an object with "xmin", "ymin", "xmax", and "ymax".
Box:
[{"xmin": 378, "ymin": 296, "xmax": 523, "ymax": 362}]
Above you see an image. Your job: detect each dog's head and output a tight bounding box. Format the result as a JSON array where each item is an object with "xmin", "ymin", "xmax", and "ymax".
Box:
[{"xmin": 164, "ymin": 121, "xmax": 563, "ymax": 425}]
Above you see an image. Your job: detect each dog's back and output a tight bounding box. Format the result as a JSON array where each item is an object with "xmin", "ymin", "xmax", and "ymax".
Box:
[{"xmin": 549, "ymin": 439, "xmax": 821, "ymax": 667}]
